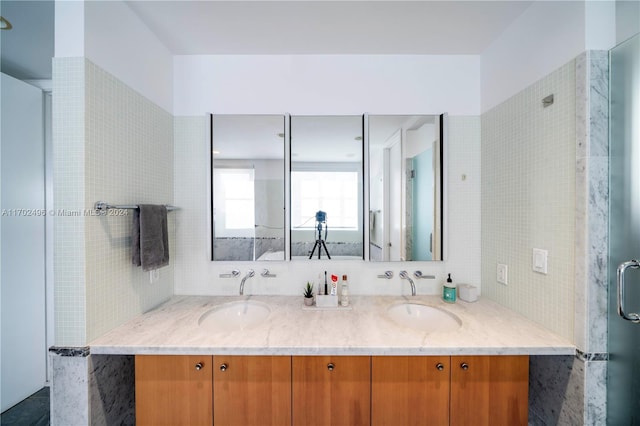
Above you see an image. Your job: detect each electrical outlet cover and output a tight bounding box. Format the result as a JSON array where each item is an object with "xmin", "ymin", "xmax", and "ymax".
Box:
[{"xmin": 532, "ymin": 248, "xmax": 548, "ymax": 274}]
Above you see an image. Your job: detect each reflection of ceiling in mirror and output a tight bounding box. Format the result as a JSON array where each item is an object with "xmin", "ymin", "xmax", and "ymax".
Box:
[
  {"xmin": 291, "ymin": 116, "xmax": 363, "ymax": 163},
  {"xmin": 212, "ymin": 115, "xmax": 285, "ymax": 160},
  {"xmin": 369, "ymin": 115, "xmax": 436, "ymax": 148}
]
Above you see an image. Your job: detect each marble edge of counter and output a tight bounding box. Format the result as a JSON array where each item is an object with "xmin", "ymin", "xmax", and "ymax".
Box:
[
  {"xmin": 90, "ymin": 345, "xmax": 575, "ymax": 356},
  {"xmin": 88, "ymin": 295, "xmax": 576, "ymax": 357}
]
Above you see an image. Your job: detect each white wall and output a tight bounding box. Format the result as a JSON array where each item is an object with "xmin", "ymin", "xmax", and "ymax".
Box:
[
  {"xmin": 174, "ymin": 55, "xmax": 480, "ymax": 116},
  {"xmin": 84, "ymin": 1, "xmax": 173, "ymax": 113},
  {"xmin": 55, "ymin": 0, "xmax": 174, "ymax": 113},
  {"xmin": 54, "ymin": 0, "xmax": 84, "ymax": 57},
  {"xmin": 481, "ymin": 1, "xmax": 585, "ymax": 113},
  {"xmin": 481, "ymin": 1, "xmax": 616, "ymax": 113}
]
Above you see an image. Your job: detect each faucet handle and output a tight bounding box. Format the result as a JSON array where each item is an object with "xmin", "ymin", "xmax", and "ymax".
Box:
[
  {"xmin": 378, "ymin": 271, "xmax": 394, "ymax": 279},
  {"xmin": 399, "ymin": 270, "xmax": 409, "ymax": 279},
  {"xmin": 261, "ymin": 268, "xmax": 276, "ymax": 278},
  {"xmin": 414, "ymin": 271, "xmax": 435, "ymax": 279},
  {"xmin": 219, "ymin": 269, "xmax": 240, "ymax": 278},
  {"xmin": 246, "ymin": 269, "xmax": 255, "ymax": 277}
]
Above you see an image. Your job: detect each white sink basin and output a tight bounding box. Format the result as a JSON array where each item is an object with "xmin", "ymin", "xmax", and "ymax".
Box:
[
  {"xmin": 387, "ymin": 303, "xmax": 462, "ymax": 333},
  {"xmin": 198, "ymin": 300, "xmax": 270, "ymax": 332}
]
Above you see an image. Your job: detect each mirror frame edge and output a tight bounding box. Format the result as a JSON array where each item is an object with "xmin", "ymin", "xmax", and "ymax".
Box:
[
  {"xmin": 285, "ymin": 113, "xmax": 291, "ymax": 261},
  {"xmin": 439, "ymin": 112, "xmax": 448, "ymax": 262},
  {"xmin": 363, "ymin": 113, "xmax": 370, "ymax": 261},
  {"xmin": 209, "ymin": 113, "xmax": 214, "ymax": 261}
]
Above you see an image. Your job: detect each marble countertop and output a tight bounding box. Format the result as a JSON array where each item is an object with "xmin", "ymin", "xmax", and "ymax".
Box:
[{"xmin": 89, "ymin": 295, "xmax": 575, "ymax": 356}]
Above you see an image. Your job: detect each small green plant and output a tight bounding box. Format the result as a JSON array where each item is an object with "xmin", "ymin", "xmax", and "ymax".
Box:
[{"xmin": 303, "ymin": 282, "xmax": 314, "ymax": 298}]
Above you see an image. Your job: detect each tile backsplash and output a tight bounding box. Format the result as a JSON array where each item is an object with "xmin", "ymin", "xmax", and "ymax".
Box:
[
  {"xmin": 481, "ymin": 59, "xmax": 577, "ymax": 341},
  {"xmin": 53, "ymin": 58, "xmax": 87, "ymax": 346},
  {"xmin": 53, "ymin": 58, "xmax": 174, "ymax": 346}
]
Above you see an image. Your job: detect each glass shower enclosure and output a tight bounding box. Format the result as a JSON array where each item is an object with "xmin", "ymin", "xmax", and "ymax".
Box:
[{"xmin": 608, "ymin": 33, "xmax": 640, "ymax": 425}]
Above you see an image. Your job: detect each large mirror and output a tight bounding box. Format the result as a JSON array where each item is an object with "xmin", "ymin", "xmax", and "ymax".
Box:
[
  {"xmin": 290, "ymin": 116, "xmax": 364, "ymax": 260},
  {"xmin": 210, "ymin": 114, "xmax": 285, "ymax": 261},
  {"xmin": 368, "ymin": 115, "xmax": 444, "ymax": 261}
]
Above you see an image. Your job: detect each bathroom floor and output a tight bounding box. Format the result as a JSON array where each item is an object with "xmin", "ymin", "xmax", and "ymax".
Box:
[{"xmin": 0, "ymin": 387, "xmax": 50, "ymax": 426}]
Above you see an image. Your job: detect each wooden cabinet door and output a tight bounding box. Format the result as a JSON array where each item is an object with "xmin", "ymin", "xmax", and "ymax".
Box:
[
  {"xmin": 292, "ymin": 356, "xmax": 370, "ymax": 426},
  {"xmin": 371, "ymin": 356, "xmax": 450, "ymax": 426},
  {"xmin": 450, "ymin": 355, "xmax": 529, "ymax": 426},
  {"xmin": 135, "ymin": 355, "xmax": 213, "ymax": 426},
  {"xmin": 213, "ymin": 355, "xmax": 291, "ymax": 426}
]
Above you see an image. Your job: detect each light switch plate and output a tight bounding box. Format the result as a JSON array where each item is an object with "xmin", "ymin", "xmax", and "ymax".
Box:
[
  {"xmin": 532, "ymin": 248, "xmax": 548, "ymax": 274},
  {"xmin": 497, "ymin": 263, "xmax": 508, "ymax": 285}
]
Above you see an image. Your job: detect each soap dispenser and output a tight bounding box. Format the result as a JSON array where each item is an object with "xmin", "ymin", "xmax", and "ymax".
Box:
[{"xmin": 443, "ymin": 273, "xmax": 456, "ymax": 303}]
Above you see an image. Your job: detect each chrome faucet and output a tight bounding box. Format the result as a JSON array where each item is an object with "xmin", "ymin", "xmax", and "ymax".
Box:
[
  {"xmin": 261, "ymin": 268, "xmax": 276, "ymax": 278},
  {"xmin": 414, "ymin": 271, "xmax": 435, "ymax": 279},
  {"xmin": 239, "ymin": 269, "xmax": 255, "ymax": 295},
  {"xmin": 399, "ymin": 270, "xmax": 416, "ymax": 296}
]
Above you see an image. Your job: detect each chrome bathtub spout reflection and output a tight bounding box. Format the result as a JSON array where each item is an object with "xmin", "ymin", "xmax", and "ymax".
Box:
[
  {"xmin": 399, "ymin": 270, "xmax": 416, "ymax": 296},
  {"xmin": 240, "ymin": 269, "xmax": 255, "ymax": 295}
]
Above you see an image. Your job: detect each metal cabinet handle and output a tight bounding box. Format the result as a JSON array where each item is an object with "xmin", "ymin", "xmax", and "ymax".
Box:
[
  {"xmin": 460, "ymin": 362, "xmax": 469, "ymax": 371},
  {"xmin": 220, "ymin": 363, "xmax": 228, "ymax": 372},
  {"xmin": 617, "ymin": 260, "xmax": 640, "ymax": 323},
  {"xmin": 327, "ymin": 363, "xmax": 335, "ymax": 371},
  {"xmin": 436, "ymin": 363, "xmax": 444, "ymax": 371},
  {"xmin": 195, "ymin": 362, "xmax": 204, "ymax": 371}
]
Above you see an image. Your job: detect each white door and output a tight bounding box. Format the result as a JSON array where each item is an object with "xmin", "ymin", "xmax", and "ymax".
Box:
[{"xmin": 1, "ymin": 73, "xmax": 47, "ymax": 411}]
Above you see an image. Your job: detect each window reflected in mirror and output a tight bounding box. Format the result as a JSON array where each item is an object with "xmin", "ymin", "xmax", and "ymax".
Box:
[
  {"xmin": 211, "ymin": 114, "xmax": 285, "ymax": 261},
  {"xmin": 290, "ymin": 116, "xmax": 364, "ymax": 260},
  {"xmin": 368, "ymin": 115, "xmax": 444, "ymax": 261}
]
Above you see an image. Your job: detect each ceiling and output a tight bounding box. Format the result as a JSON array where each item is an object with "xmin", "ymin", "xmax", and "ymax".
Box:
[
  {"xmin": 127, "ymin": 1, "xmax": 533, "ymax": 55},
  {"xmin": 0, "ymin": 1, "xmax": 534, "ymax": 81}
]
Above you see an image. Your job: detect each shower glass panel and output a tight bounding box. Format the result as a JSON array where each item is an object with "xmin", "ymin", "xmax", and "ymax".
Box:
[{"xmin": 608, "ymin": 33, "xmax": 640, "ymax": 425}]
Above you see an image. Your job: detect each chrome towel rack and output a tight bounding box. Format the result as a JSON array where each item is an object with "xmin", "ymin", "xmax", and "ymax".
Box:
[{"xmin": 94, "ymin": 201, "xmax": 179, "ymax": 212}]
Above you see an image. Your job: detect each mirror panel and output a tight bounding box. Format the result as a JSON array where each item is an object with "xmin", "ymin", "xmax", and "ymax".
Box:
[
  {"xmin": 211, "ymin": 114, "xmax": 285, "ymax": 261},
  {"xmin": 290, "ymin": 116, "xmax": 364, "ymax": 260},
  {"xmin": 368, "ymin": 115, "xmax": 444, "ymax": 261}
]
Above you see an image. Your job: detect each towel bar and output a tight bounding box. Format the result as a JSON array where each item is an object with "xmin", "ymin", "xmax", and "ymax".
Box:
[{"xmin": 94, "ymin": 201, "xmax": 179, "ymax": 212}]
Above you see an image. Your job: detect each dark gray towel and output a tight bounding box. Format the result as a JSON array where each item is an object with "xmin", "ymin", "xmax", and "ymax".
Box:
[{"xmin": 132, "ymin": 204, "xmax": 169, "ymax": 271}]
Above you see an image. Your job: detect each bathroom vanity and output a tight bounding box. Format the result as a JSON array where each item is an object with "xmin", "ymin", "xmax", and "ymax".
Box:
[
  {"xmin": 90, "ymin": 296, "xmax": 574, "ymax": 426},
  {"xmin": 135, "ymin": 354, "xmax": 528, "ymax": 426}
]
